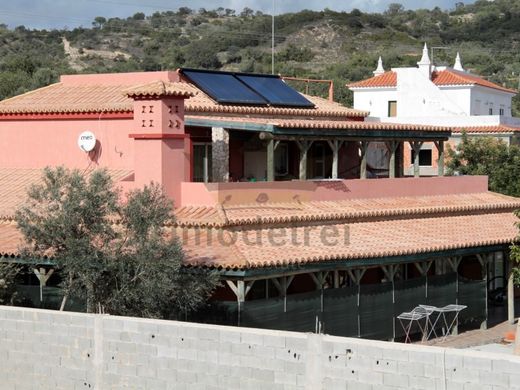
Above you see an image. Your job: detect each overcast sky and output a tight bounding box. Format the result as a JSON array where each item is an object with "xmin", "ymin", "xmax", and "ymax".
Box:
[{"xmin": 1, "ymin": 0, "xmax": 474, "ymax": 30}]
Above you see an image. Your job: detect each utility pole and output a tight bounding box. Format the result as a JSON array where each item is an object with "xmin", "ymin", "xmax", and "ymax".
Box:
[
  {"xmin": 430, "ymin": 46, "xmax": 450, "ymax": 66},
  {"xmin": 272, "ymin": 0, "xmax": 275, "ymax": 74}
]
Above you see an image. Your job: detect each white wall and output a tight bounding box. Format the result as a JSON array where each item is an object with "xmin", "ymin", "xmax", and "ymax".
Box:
[
  {"xmin": 471, "ymin": 86, "xmax": 514, "ymax": 117},
  {"xmin": 351, "ymin": 68, "xmax": 516, "ymax": 121},
  {"xmin": 395, "ymin": 68, "xmax": 467, "ymax": 117},
  {"xmin": 1, "ymin": 305, "xmax": 520, "ymax": 390},
  {"xmin": 352, "ymin": 88, "xmax": 397, "ymax": 118}
]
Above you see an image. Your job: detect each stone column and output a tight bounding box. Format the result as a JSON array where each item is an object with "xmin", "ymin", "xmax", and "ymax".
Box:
[
  {"xmin": 212, "ymin": 127, "xmax": 229, "ymax": 182},
  {"xmin": 267, "ymin": 139, "xmax": 275, "ymax": 181}
]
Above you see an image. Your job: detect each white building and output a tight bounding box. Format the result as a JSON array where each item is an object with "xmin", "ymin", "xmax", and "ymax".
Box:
[{"xmin": 348, "ymin": 44, "xmax": 520, "ymax": 176}]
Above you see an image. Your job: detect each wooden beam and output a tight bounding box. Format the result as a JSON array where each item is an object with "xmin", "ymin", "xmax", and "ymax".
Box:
[
  {"xmin": 297, "ymin": 140, "xmax": 313, "ymax": 180},
  {"xmin": 327, "ymin": 140, "xmax": 344, "ymax": 179},
  {"xmin": 358, "ymin": 141, "xmax": 369, "ymax": 179},
  {"xmin": 347, "ymin": 268, "xmax": 366, "ymax": 285},
  {"xmin": 333, "ymin": 270, "xmax": 340, "ymax": 288},
  {"xmin": 381, "ymin": 264, "xmax": 398, "ymax": 281},
  {"xmin": 434, "ymin": 140, "xmax": 445, "ymax": 177},
  {"xmin": 386, "ymin": 141, "xmax": 399, "ymax": 179},
  {"xmin": 447, "ymin": 256, "xmax": 462, "ymax": 273},
  {"xmin": 413, "ymin": 260, "xmax": 432, "ymax": 276},
  {"xmin": 410, "ymin": 141, "xmax": 424, "ymax": 178}
]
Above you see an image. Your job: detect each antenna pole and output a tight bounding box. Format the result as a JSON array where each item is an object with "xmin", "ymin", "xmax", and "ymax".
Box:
[{"xmin": 272, "ymin": 0, "xmax": 275, "ymax": 74}]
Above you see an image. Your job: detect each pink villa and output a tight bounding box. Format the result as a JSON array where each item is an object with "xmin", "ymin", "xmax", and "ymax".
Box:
[{"xmin": 0, "ymin": 69, "xmax": 518, "ymax": 339}]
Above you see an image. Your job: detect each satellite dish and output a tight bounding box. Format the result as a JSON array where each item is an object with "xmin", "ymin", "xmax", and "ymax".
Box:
[{"xmin": 78, "ymin": 131, "xmax": 96, "ymax": 152}]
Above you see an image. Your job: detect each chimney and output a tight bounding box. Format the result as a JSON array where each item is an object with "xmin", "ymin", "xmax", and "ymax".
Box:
[
  {"xmin": 417, "ymin": 43, "xmax": 432, "ymax": 79},
  {"xmin": 453, "ymin": 52, "xmax": 464, "ymax": 72},
  {"xmin": 125, "ymin": 81, "xmax": 196, "ymax": 206},
  {"xmin": 373, "ymin": 56, "xmax": 385, "ymax": 76}
]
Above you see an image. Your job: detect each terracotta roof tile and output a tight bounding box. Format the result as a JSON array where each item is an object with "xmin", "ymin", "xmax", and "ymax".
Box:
[
  {"xmin": 348, "ymin": 71, "xmax": 397, "ymax": 88},
  {"xmin": 2, "ymin": 188, "xmax": 519, "ymax": 269},
  {"xmin": 348, "ymin": 69, "xmax": 517, "ymax": 94},
  {"xmin": 0, "ymin": 84, "xmax": 133, "ymax": 114},
  {"xmin": 0, "ymin": 167, "xmax": 133, "ymax": 221},
  {"xmin": 453, "ymin": 125, "xmax": 520, "ymax": 134},
  {"xmin": 179, "ymin": 211, "xmax": 519, "ymax": 269},
  {"xmin": 186, "ymin": 115, "xmax": 450, "ymax": 133},
  {"xmin": 432, "ymin": 69, "xmax": 517, "ymax": 94},
  {"xmin": 175, "ymin": 192, "xmax": 520, "ymax": 228},
  {"xmin": 0, "ymin": 78, "xmax": 368, "ymax": 118},
  {"xmin": 123, "ymin": 81, "xmax": 197, "ymax": 99}
]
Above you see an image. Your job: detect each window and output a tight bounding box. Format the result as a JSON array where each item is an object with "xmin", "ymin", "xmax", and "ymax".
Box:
[
  {"xmin": 489, "ymin": 108, "xmax": 493, "ymax": 115},
  {"xmin": 388, "ymin": 101, "xmax": 397, "ymax": 117},
  {"xmin": 193, "ymin": 143, "xmax": 212, "ymax": 183},
  {"xmin": 274, "ymin": 143, "xmax": 289, "ymax": 176},
  {"xmin": 499, "ymin": 108, "xmax": 505, "ymax": 116},
  {"xmin": 411, "ymin": 149, "xmax": 432, "ymax": 166}
]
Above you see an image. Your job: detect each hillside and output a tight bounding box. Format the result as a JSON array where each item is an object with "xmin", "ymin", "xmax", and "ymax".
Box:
[{"xmin": 1, "ymin": 0, "xmax": 520, "ymax": 112}]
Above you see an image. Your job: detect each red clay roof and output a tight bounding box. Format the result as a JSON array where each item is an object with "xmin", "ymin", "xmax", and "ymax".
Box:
[
  {"xmin": 188, "ymin": 115, "xmax": 451, "ymax": 133},
  {"xmin": 2, "ymin": 179, "xmax": 519, "ymax": 268},
  {"xmin": 178, "ymin": 212, "xmax": 518, "ymax": 269},
  {"xmin": 0, "ymin": 78, "xmax": 368, "ymax": 118},
  {"xmin": 123, "ymin": 81, "xmax": 197, "ymax": 99},
  {"xmin": 348, "ymin": 71, "xmax": 397, "ymax": 88},
  {"xmin": 452, "ymin": 125, "xmax": 520, "ymax": 134},
  {"xmin": 0, "ymin": 167, "xmax": 133, "ymax": 221},
  {"xmin": 349, "ymin": 69, "xmax": 517, "ymax": 94},
  {"xmin": 175, "ymin": 192, "xmax": 520, "ymax": 228},
  {"xmin": 432, "ymin": 69, "xmax": 517, "ymax": 94}
]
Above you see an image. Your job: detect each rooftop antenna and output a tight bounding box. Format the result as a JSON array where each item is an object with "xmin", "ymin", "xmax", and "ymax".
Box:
[
  {"xmin": 430, "ymin": 46, "xmax": 450, "ymax": 67},
  {"xmin": 271, "ymin": 0, "xmax": 275, "ymax": 74}
]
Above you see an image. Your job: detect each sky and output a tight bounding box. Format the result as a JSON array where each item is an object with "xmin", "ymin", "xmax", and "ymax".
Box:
[{"xmin": 0, "ymin": 0, "xmax": 474, "ymax": 30}]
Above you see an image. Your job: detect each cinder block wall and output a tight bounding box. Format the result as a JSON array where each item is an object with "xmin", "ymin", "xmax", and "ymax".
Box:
[{"xmin": 1, "ymin": 305, "xmax": 519, "ymax": 390}]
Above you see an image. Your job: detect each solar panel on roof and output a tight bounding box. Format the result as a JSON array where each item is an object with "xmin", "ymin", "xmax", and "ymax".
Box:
[
  {"xmin": 180, "ymin": 69, "xmax": 315, "ymax": 108},
  {"xmin": 181, "ymin": 69, "xmax": 268, "ymax": 105},
  {"xmin": 236, "ymin": 75, "xmax": 315, "ymax": 108}
]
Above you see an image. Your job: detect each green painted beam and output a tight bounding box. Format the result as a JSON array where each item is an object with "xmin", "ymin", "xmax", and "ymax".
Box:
[
  {"xmin": 218, "ymin": 244, "xmax": 510, "ymax": 279},
  {"xmin": 273, "ymin": 127, "xmax": 451, "ymax": 140},
  {"xmin": 185, "ymin": 118, "xmax": 274, "ymax": 132}
]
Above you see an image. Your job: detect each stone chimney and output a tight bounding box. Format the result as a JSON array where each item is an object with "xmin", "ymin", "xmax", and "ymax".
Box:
[
  {"xmin": 453, "ymin": 52, "xmax": 464, "ymax": 72},
  {"xmin": 417, "ymin": 43, "xmax": 432, "ymax": 80},
  {"xmin": 125, "ymin": 81, "xmax": 196, "ymax": 206},
  {"xmin": 373, "ymin": 56, "xmax": 385, "ymax": 76}
]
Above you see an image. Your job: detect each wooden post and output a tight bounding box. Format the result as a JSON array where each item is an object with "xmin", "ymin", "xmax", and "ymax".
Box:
[
  {"xmin": 358, "ymin": 141, "xmax": 369, "ymax": 179},
  {"xmin": 386, "ymin": 141, "xmax": 399, "ymax": 178},
  {"xmin": 267, "ymin": 138, "xmax": 275, "ymax": 181},
  {"xmin": 435, "ymin": 140, "xmax": 445, "ymax": 177},
  {"xmin": 226, "ymin": 279, "xmax": 255, "ymax": 327},
  {"xmin": 410, "ymin": 141, "xmax": 424, "ymax": 178},
  {"xmin": 347, "ymin": 268, "xmax": 366, "ymax": 338},
  {"xmin": 506, "ymin": 251, "xmax": 515, "ymax": 324},
  {"xmin": 297, "ymin": 140, "xmax": 313, "ymax": 180},
  {"xmin": 477, "ymin": 254, "xmax": 489, "ymax": 330},
  {"xmin": 272, "ymin": 276, "xmax": 295, "ymax": 312},
  {"xmin": 327, "ymin": 140, "xmax": 343, "ymax": 179},
  {"xmin": 382, "ymin": 265, "xmax": 399, "ymax": 341}
]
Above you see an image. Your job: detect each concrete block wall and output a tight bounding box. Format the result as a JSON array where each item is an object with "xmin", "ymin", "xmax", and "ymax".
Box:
[{"xmin": 0, "ymin": 305, "xmax": 520, "ymax": 390}]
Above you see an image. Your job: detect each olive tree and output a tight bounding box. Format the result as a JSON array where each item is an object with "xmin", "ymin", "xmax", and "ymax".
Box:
[{"xmin": 16, "ymin": 167, "xmax": 218, "ymax": 318}]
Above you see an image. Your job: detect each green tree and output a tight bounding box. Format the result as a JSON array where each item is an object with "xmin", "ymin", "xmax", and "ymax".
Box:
[
  {"xmin": 15, "ymin": 167, "xmax": 218, "ymax": 318},
  {"xmin": 0, "ymin": 263, "xmax": 20, "ymax": 305},
  {"xmin": 447, "ymin": 132, "xmax": 520, "ymax": 197},
  {"xmin": 92, "ymin": 16, "xmax": 107, "ymax": 29}
]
